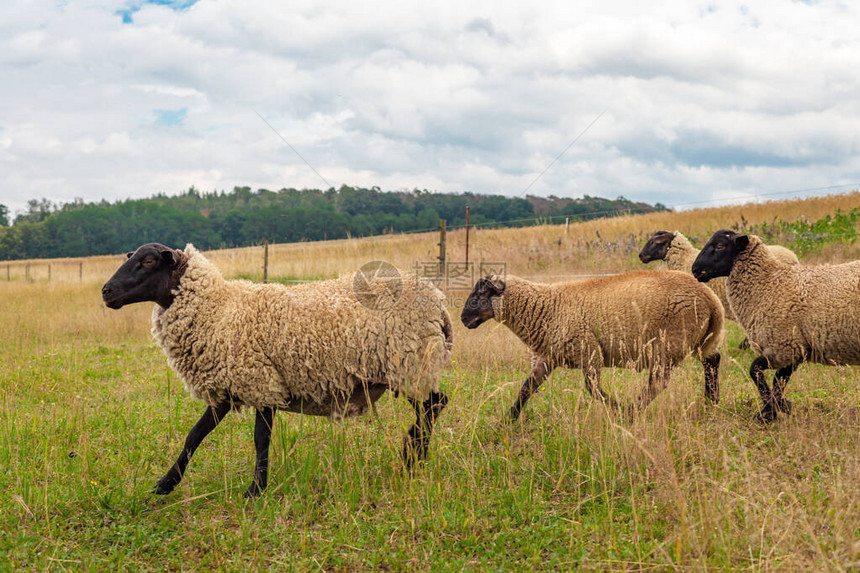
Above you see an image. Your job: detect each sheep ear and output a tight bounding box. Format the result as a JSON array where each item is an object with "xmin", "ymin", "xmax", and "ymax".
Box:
[
  {"xmin": 733, "ymin": 234, "xmax": 750, "ymax": 250},
  {"xmin": 486, "ymin": 275, "xmax": 506, "ymax": 294},
  {"xmin": 161, "ymin": 248, "xmax": 179, "ymax": 268},
  {"xmin": 126, "ymin": 252, "xmax": 134, "ymax": 259}
]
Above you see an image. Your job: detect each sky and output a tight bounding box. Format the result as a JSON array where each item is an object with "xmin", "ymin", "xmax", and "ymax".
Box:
[{"xmin": 2, "ymin": 0, "xmax": 859, "ymax": 217}]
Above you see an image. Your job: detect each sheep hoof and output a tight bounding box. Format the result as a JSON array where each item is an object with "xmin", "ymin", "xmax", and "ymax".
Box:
[
  {"xmin": 624, "ymin": 405, "xmax": 637, "ymax": 424},
  {"xmin": 775, "ymin": 398, "xmax": 792, "ymax": 415},
  {"xmin": 153, "ymin": 476, "xmax": 179, "ymax": 495},
  {"xmin": 402, "ymin": 430, "xmax": 429, "ymax": 473},
  {"xmin": 755, "ymin": 405, "xmax": 778, "ymax": 424},
  {"xmin": 243, "ymin": 483, "xmax": 264, "ymax": 499},
  {"xmin": 402, "ymin": 447, "xmax": 424, "ymax": 474}
]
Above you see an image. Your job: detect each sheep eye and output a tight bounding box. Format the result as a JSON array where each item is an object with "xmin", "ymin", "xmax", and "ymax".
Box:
[
  {"xmin": 714, "ymin": 244, "xmax": 725, "ymax": 252},
  {"xmin": 142, "ymin": 258, "xmax": 157, "ymax": 268}
]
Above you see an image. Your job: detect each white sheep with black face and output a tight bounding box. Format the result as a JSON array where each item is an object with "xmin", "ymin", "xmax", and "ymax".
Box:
[
  {"xmin": 692, "ymin": 230, "xmax": 860, "ymax": 422},
  {"xmin": 102, "ymin": 243, "xmax": 452, "ymax": 497}
]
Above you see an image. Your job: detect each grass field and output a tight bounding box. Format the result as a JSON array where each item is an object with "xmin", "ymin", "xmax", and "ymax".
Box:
[{"xmin": 1, "ymin": 193, "xmax": 859, "ymax": 570}]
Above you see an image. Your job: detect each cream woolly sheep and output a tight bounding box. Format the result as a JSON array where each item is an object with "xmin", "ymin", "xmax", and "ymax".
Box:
[
  {"xmin": 639, "ymin": 230, "xmax": 799, "ymax": 322},
  {"xmin": 692, "ymin": 230, "xmax": 860, "ymax": 422},
  {"xmin": 101, "ymin": 243, "xmax": 452, "ymax": 497},
  {"xmin": 460, "ymin": 272, "xmax": 723, "ymax": 421}
]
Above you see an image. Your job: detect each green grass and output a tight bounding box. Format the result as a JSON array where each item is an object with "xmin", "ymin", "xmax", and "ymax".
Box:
[{"xmin": 1, "ymin": 281, "xmax": 859, "ymax": 570}]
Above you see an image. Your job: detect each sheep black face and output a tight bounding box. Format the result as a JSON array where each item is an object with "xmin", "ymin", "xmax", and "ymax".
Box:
[
  {"xmin": 461, "ymin": 275, "xmax": 505, "ymax": 329},
  {"xmin": 692, "ymin": 230, "xmax": 750, "ymax": 282},
  {"xmin": 102, "ymin": 243, "xmax": 184, "ymax": 309},
  {"xmin": 638, "ymin": 230, "xmax": 675, "ymax": 263}
]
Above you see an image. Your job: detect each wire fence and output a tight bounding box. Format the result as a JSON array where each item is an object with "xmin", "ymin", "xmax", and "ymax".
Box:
[
  {"xmin": 4, "ymin": 226, "xmax": 855, "ymax": 286},
  {"xmin": 2, "ymin": 261, "xmax": 86, "ymax": 283}
]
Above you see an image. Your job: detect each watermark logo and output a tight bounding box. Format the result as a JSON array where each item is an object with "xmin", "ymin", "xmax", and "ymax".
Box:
[
  {"xmin": 412, "ymin": 261, "xmax": 506, "ymax": 290},
  {"xmin": 352, "ymin": 260, "xmax": 403, "ymax": 310},
  {"xmin": 353, "ymin": 260, "xmax": 507, "ymax": 311}
]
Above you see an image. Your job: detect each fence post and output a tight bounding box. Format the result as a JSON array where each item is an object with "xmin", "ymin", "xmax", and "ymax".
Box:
[
  {"xmin": 26, "ymin": 263, "xmax": 30, "ymax": 282},
  {"xmin": 438, "ymin": 219, "xmax": 447, "ymax": 282},
  {"xmin": 79, "ymin": 262, "xmax": 83, "ymax": 282},
  {"xmin": 465, "ymin": 206, "xmax": 470, "ymax": 266},
  {"xmin": 6, "ymin": 264, "xmax": 9, "ymax": 281},
  {"xmin": 565, "ymin": 216, "xmax": 570, "ymax": 234},
  {"xmin": 263, "ymin": 241, "xmax": 269, "ymax": 284},
  {"xmin": 48, "ymin": 264, "xmax": 51, "ymax": 282}
]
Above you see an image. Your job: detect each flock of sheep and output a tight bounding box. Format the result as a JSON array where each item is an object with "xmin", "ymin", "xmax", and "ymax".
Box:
[{"xmin": 100, "ymin": 228, "xmax": 860, "ymax": 497}]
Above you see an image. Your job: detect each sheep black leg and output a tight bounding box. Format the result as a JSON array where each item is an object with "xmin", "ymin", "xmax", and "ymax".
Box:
[
  {"xmin": 509, "ymin": 357, "xmax": 552, "ymax": 422},
  {"xmin": 244, "ymin": 407, "xmax": 275, "ymax": 499},
  {"xmin": 750, "ymin": 356, "xmax": 777, "ymax": 423},
  {"xmin": 402, "ymin": 391, "xmax": 449, "ymax": 471},
  {"xmin": 703, "ymin": 352, "xmax": 721, "ymax": 404},
  {"xmin": 584, "ymin": 367, "xmax": 620, "ymax": 412},
  {"xmin": 771, "ymin": 365, "xmax": 795, "ymax": 415},
  {"xmin": 629, "ymin": 361, "xmax": 672, "ymax": 421},
  {"xmin": 154, "ymin": 401, "xmax": 232, "ymax": 495}
]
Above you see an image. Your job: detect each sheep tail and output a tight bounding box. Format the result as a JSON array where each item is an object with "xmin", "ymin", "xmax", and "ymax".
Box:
[
  {"xmin": 699, "ymin": 297, "xmax": 724, "ymax": 360},
  {"xmin": 441, "ymin": 308, "xmax": 454, "ymax": 356}
]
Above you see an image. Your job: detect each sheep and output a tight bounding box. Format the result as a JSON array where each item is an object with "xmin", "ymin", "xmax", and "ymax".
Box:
[
  {"xmin": 639, "ymin": 230, "xmax": 800, "ymax": 322},
  {"xmin": 460, "ymin": 271, "xmax": 723, "ymax": 421},
  {"xmin": 692, "ymin": 230, "xmax": 860, "ymax": 422},
  {"xmin": 101, "ymin": 243, "xmax": 452, "ymax": 497}
]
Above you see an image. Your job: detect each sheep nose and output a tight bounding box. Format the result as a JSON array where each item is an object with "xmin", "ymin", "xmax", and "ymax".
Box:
[{"xmin": 102, "ymin": 284, "xmax": 113, "ymax": 298}]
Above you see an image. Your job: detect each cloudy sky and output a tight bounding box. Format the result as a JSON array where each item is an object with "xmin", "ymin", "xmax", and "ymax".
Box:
[{"xmin": 2, "ymin": 0, "xmax": 859, "ymax": 216}]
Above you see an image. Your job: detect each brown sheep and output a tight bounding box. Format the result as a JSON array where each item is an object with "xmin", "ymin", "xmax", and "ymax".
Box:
[
  {"xmin": 693, "ymin": 230, "xmax": 860, "ymax": 422},
  {"xmin": 461, "ymin": 271, "xmax": 723, "ymax": 421}
]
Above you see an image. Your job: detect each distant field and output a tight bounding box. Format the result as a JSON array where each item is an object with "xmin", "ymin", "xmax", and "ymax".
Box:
[{"xmin": 1, "ymin": 192, "xmax": 858, "ymax": 569}]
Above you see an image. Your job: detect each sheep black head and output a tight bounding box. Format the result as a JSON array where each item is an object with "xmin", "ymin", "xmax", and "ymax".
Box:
[
  {"xmin": 691, "ymin": 230, "xmax": 750, "ymax": 282},
  {"xmin": 461, "ymin": 275, "xmax": 505, "ymax": 329},
  {"xmin": 102, "ymin": 243, "xmax": 187, "ymax": 310},
  {"xmin": 638, "ymin": 230, "xmax": 676, "ymax": 263}
]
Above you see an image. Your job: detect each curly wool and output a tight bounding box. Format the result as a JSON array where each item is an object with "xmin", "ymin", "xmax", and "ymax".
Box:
[
  {"xmin": 495, "ymin": 271, "xmax": 723, "ymax": 370},
  {"xmin": 663, "ymin": 231, "xmax": 798, "ymax": 322},
  {"xmin": 663, "ymin": 232, "xmax": 702, "ymax": 273},
  {"xmin": 151, "ymin": 245, "xmax": 451, "ymax": 411},
  {"xmin": 726, "ymin": 235, "xmax": 860, "ymax": 369}
]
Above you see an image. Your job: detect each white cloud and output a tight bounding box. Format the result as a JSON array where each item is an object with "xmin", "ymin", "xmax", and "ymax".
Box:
[{"xmin": 1, "ymin": 0, "xmax": 859, "ymax": 217}]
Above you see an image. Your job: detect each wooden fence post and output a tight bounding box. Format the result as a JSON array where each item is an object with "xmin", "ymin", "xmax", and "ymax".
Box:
[
  {"xmin": 263, "ymin": 241, "xmax": 269, "ymax": 284},
  {"xmin": 438, "ymin": 219, "xmax": 447, "ymax": 282},
  {"xmin": 465, "ymin": 206, "xmax": 470, "ymax": 266}
]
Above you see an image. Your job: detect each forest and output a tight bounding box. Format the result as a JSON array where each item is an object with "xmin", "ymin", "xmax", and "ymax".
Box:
[{"xmin": 0, "ymin": 186, "xmax": 668, "ymax": 260}]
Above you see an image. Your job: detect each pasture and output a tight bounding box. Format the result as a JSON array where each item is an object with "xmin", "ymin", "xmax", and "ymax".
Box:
[{"xmin": 1, "ymin": 192, "xmax": 859, "ymax": 570}]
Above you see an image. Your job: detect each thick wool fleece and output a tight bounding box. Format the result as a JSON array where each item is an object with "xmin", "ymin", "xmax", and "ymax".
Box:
[
  {"xmin": 726, "ymin": 235, "xmax": 860, "ymax": 369},
  {"xmin": 664, "ymin": 232, "xmax": 799, "ymax": 322},
  {"xmin": 495, "ymin": 271, "xmax": 723, "ymax": 371},
  {"xmin": 151, "ymin": 245, "xmax": 451, "ymax": 412},
  {"xmin": 663, "ymin": 233, "xmax": 701, "ymax": 273}
]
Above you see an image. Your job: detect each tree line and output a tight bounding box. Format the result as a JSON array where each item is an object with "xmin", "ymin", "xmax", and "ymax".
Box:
[{"xmin": 0, "ymin": 186, "xmax": 669, "ymax": 260}]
